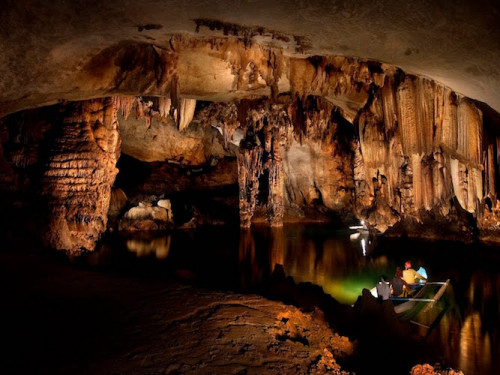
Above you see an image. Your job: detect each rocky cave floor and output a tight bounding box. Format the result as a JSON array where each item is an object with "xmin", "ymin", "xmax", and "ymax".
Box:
[{"xmin": 0, "ymin": 248, "xmax": 462, "ymax": 375}]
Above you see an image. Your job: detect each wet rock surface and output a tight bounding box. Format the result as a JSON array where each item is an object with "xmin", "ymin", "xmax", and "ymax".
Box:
[
  {"xmin": 0, "ymin": 252, "xmax": 353, "ymax": 375},
  {"xmin": 410, "ymin": 363, "xmax": 464, "ymax": 375}
]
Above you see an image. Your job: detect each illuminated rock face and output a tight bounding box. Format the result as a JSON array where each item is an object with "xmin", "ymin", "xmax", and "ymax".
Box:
[
  {"xmin": 116, "ymin": 96, "xmax": 231, "ymax": 165},
  {"xmin": 40, "ymin": 98, "xmax": 120, "ymax": 253},
  {"xmin": 1, "ymin": 35, "xmax": 500, "ymax": 251},
  {"xmin": 237, "ymin": 103, "xmax": 290, "ymax": 227},
  {"xmin": 189, "ymin": 63, "xmax": 498, "ymax": 239},
  {"xmin": 354, "ymin": 75, "xmax": 487, "ymax": 235}
]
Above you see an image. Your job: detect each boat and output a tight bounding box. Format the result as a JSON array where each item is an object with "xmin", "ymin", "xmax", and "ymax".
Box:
[
  {"xmin": 370, "ymin": 279, "xmax": 450, "ymax": 324},
  {"xmin": 390, "ymin": 280, "xmax": 450, "ymax": 315}
]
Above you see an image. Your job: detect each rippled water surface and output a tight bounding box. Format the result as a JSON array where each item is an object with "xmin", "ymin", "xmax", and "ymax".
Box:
[{"xmin": 87, "ymin": 225, "xmax": 499, "ymax": 374}]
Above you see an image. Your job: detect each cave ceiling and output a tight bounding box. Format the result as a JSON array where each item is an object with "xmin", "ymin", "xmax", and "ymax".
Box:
[{"xmin": 0, "ymin": 0, "xmax": 499, "ymax": 116}]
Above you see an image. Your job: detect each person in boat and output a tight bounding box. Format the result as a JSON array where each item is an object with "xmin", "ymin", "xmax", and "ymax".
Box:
[
  {"xmin": 416, "ymin": 266, "xmax": 428, "ymax": 284},
  {"xmin": 390, "ymin": 267, "xmax": 411, "ymax": 297},
  {"xmin": 376, "ymin": 275, "xmax": 391, "ymax": 300},
  {"xmin": 402, "ymin": 261, "xmax": 427, "ymax": 285}
]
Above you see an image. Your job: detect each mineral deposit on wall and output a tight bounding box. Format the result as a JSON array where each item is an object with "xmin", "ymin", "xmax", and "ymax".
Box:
[{"xmin": 1, "ymin": 35, "xmax": 500, "ymax": 252}]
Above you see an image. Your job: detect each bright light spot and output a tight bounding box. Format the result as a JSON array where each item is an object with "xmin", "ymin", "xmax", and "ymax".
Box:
[
  {"xmin": 360, "ymin": 220, "xmax": 365, "ymax": 226},
  {"xmin": 350, "ymin": 232, "xmax": 360, "ymax": 240},
  {"xmin": 361, "ymin": 238, "xmax": 366, "ymax": 256}
]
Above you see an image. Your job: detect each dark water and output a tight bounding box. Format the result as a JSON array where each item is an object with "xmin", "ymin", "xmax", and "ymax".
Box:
[{"xmin": 84, "ymin": 224, "xmax": 499, "ymax": 374}]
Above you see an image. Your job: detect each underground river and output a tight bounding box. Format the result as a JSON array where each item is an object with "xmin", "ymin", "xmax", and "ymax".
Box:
[{"xmin": 2, "ymin": 224, "xmax": 499, "ymax": 374}]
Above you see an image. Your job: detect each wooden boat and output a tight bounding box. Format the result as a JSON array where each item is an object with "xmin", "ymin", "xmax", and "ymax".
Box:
[
  {"xmin": 370, "ymin": 280, "xmax": 450, "ymax": 315},
  {"xmin": 390, "ymin": 280, "xmax": 450, "ymax": 315},
  {"xmin": 370, "ymin": 279, "xmax": 451, "ymax": 333}
]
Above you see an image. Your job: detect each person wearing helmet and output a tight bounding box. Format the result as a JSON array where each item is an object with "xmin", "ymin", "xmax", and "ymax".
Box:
[{"xmin": 402, "ymin": 261, "xmax": 427, "ymax": 285}]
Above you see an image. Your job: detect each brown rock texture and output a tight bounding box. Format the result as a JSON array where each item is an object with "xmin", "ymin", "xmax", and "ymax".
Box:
[
  {"xmin": 410, "ymin": 363, "xmax": 464, "ymax": 375},
  {"xmin": 116, "ymin": 96, "xmax": 232, "ymax": 165},
  {"xmin": 118, "ymin": 202, "xmax": 173, "ymax": 232},
  {"xmin": 41, "ymin": 98, "xmax": 120, "ymax": 253},
  {"xmin": 351, "ymin": 74, "xmax": 496, "ymax": 238},
  {"xmin": 1, "ymin": 36, "xmax": 500, "ymax": 246},
  {"xmin": 0, "ymin": 251, "xmax": 354, "ymax": 374},
  {"xmin": 237, "ymin": 103, "xmax": 292, "ymax": 227},
  {"xmin": 283, "ymin": 98, "xmax": 355, "ymax": 218},
  {"xmin": 97, "ymin": 286, "xmax": 354, "ymax": 374},
  {"xmin": 1, "ymin": 1, "xmax": 499, "ymax": 116},
  {"xmin": 238, "ymin": 136, "xmax": 264, "ymax": 227},
  {"xmin": 108, "ymin": 187, "xmax": 127, "ymax": 219}
]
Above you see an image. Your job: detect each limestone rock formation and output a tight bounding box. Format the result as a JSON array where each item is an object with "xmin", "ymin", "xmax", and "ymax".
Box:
[
  {"xmin": 410, "ymin": 364, "xmax": 464, "ymax": 375},
  {"xmin": 108, "ymin": 188, "xmax": 127, "ymax": 219},
  {"xmin": 118, "ymin": 200, "xmax": 173, "ymax": 232},
  {"xmin": 116, "ymin": 96, "xmax": 233, "ymax": 165},
  {"xmin": 41, "ymin": 98, "xmax": 120, "ymax": 253},
  {"xmin": 1, "ymin": 1, "xmax": 499, "ymax": 117},
  {"xmin": 157, "ymin": 199, "xmax": 173, "ymax": 219},
  {"xmin": 1, "ymin": 32, "xmax": 500, "ymax": 249},
  {"xmin": 352, "ymin": 74, "xmax": 494, "ymax": 238}
]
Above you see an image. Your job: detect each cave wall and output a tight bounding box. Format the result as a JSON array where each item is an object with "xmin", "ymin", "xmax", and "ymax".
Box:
[
  {"xmin": 2, "ymin": 45, "xmax": 500, "ymax": 251},
  {"xmin": 353, "ymin": 75, "xmax": 489, "ymax": 238},
  {"xmin": 182, "ymin": 60, "xmax": 500, "ymax": 241}
]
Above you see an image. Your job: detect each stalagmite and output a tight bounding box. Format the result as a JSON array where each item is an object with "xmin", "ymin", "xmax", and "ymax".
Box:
[
  {"xmin": 235, "ymin": 102, "xmax": 291, "ymax": 227},
  {"xmin": 265, "ymin": 122, "xmax": 285, "ymax": 226},
  {"xmin": 41, "ymin": 98, "xmax": 120, "ymax": 253},
  {"xmin": 2, "ymin": 33, "xmax": 500, "ymax": 246},
  {"xmin": 237, "ymin": 134, "xmax": 263, "ymax": 228}
]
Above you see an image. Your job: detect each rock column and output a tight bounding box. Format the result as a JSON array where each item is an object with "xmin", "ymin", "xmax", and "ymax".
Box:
[
  {"xmin": 237, "ymin": 131, "xmax": 263, "ymax": 228},
  {"xmin": 237, "ymin": 103, "xmax": 289, "ymax": 228},
  {"xmin": 41, "ymin": 98, "xmax": 120, "ymax": 253},
  {"xmin": 265, "ymin": 126, "xmax": 285, "ymax": 226}
]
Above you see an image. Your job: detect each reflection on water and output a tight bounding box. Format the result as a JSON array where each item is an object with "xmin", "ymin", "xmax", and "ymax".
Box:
[
  {"xmin": 460, "ymin": 312, "xmax": 491, "ymax": 373},
  {"xmin": 235, "ymin": 226, "xmax": 383, "ymax": 303},
  {"xmin": 411, "ymin": 270, "xmax": 500, "ymax": 375},
  {"xmin": 126, "ymin": 235, "xmax": 171, "ymax": 259},
  {"xmin": 93, "ymin": 225, "xmax": 499, "ymax": 374}
]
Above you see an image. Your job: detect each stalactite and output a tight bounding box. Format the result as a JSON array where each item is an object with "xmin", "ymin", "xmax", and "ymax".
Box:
[
  {"xmin": 288, "ymin": 57, "xmax": 386, "ymax": 122},
  {"xmin": 41, "ymin": 98, "xmax": 120, "ymax": 253},
  {"xmin": 266, "ymin": 127, "xmax": 284, "ymax": 226},
  {"xmin": 485, "ymin": 144, "xmax": 496, "ymax": 198},
  {"xmin": 2, "ymin": 33, "xmax": 500, "ymax": 242},
  {"xmin": 116, "ymin": 96, "xmax": 136, "ymax": 119},
  {"xmin": 351, "ymin": 67, "xmax": 496, "ymax": 235},
  {"xmin": 158, "ymin": 97, "xmax": 172, "ymax": 119},
  {"xmin": 195, "ymin": 102, "xmax": 240, "ymax": 148},
  {"xmin": 458, "ymin": 99, "xmax": 483, "ymax": 165},
  {"xmin": 175, "ymin": 98, "xmax": 197, "ymax": 132},
  {"xmin": 236, "ymin": 102, "xmax": 291, "ymax": 227},
  {"xmin": 115, "ymin": 95, "xmax": 196, "ymax": 133},
  {"xmin": 237, "ymin": 135, "xmax": 263, "ymax": 228}
]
